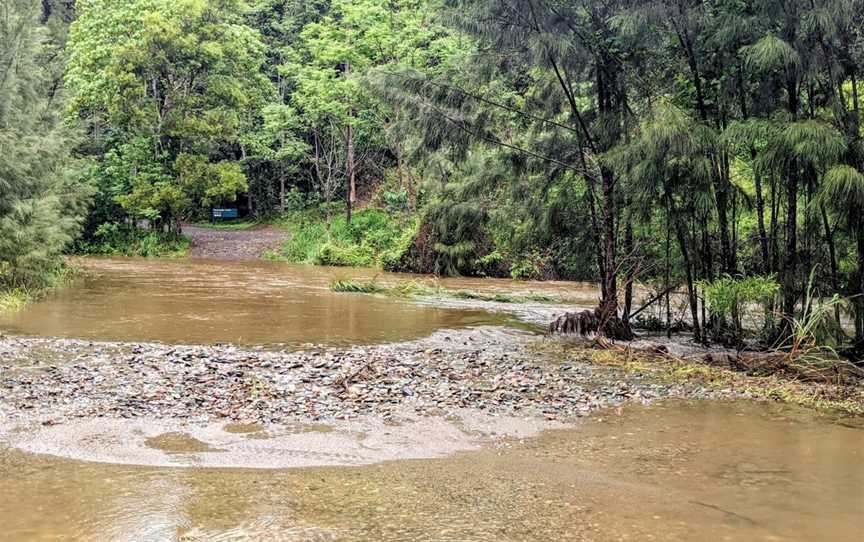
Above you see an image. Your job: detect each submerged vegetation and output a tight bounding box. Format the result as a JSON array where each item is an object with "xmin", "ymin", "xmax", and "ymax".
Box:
[{"xmin": 330, "ymin": 277, "xmax": 569, "ymax": 304}]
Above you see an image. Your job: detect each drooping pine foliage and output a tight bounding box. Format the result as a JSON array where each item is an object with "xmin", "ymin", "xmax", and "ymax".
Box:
[
  {"xmin": 0, "ymin": 0, "xmax": 89, "ymax": 288},
  {"xmin": 372, "ymin": 0, "xmax": 864, "ymax": 344}
]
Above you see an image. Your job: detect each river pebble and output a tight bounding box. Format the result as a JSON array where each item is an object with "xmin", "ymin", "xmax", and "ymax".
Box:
[{"xmin": 0, "ymin": 328, "xmax": 731, "ymax": 425}]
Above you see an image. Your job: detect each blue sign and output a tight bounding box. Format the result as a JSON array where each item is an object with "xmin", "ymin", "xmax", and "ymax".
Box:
[{"xmin": 212, "ymin": 208, "xmax": 239, "ymax": 219}]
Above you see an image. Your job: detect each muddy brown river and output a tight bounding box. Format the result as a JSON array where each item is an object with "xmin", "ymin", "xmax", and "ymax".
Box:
[
  {"xmin": 1, "ymin": 401, "xmax": 861, "ymax": 541},
  {"xmin": 0, "ymin": 258, "xmax": 594, "ymax": 346},
  {"xmin": 1, "ymin": 258, "xmax": 862, "ymax": 541}
]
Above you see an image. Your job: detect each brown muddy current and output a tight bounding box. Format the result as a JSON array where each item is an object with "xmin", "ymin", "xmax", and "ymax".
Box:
[
  {"xmin": 0, "ymin": 258, "xmax": 862, "ymax": 541},
  {"xmin": 0, "ymin": 258, "xmax": 557, "ymax": 346},
  {"xmin": 0, "ymin": 401, "xmax": 860, "ymax": 541}
]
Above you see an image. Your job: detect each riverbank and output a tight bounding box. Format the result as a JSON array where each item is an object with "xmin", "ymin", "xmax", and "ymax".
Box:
[
  {"xmin": 0, "ymin": 328, "xmax": 736, "ymax": 469},
  {"xmin": 1, "ymin": 328, "xmax": 719, "ymax": 426},
  {"xmin": 3, "ymin": 327, "xmax": 862, "ymax": 465}
]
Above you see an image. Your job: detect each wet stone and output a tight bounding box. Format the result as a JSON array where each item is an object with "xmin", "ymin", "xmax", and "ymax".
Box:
[{"xmin": 0, "ymin": 329, "xmax": 738, "ymax": 427}]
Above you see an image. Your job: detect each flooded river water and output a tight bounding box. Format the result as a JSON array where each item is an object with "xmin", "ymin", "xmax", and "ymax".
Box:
[
  {"xmin": 1, "ymin": 401, "xmax": 861, "ymax": 541},
  {"xmin": 0, "ymin": 258, "xmax": 862, "ymax": 541},
  {"xmin": 0, "ymin": 258, "xmax": 594, "ymax": 346}
]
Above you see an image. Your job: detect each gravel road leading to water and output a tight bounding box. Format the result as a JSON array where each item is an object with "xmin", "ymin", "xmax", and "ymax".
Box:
[{"xmin": 183, "ymin": 224, "xmax": 287, "ymax": 260}]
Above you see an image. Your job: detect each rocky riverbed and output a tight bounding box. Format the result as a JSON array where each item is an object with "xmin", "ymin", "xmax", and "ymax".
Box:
[{"xmin": 0, "ymin": 327, "xmax": 740, "ymax": 427}]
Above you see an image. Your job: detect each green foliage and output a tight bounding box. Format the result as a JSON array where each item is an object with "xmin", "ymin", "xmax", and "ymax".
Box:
[
  {"xmin": 782, "ymin": 270, "xmax": 846, "ymax": 352},
  {"xmin": 0, "ymin": 0, "xmax": 91, "ymax": 289},
  {"xmin": 701, "ymin": 275, "xmax": 781, "ymax": 342},
  {"xmin": 382, "ymin": 189, "xmax": 410, "ymax": 212},
  {"xmin": 271, "ymin": 208, "xmax": 418, "ymax": 267},
  {"xmin": 67, "ymin": 0, "xmax": 269, "ymax": 228},
  {"xmin": 317, "ymin": 242, "xmax": 375, "ymax": 267},
  {"xmin": 820, "ymin": 165, "xmax": 864, "ymax": 226},
  {"xmin": 77, "ymin": 223, "xmax": 190, "ymax": 257},
  {"xmin": 175, "ymin": 154, "xmax": 248, "ymax": 221},
  {"xmin": 67, "ymin": 0, "xmax": 271, "ymax": 146},
  {"xmin": 329, "ymin": 278, "xmax": 388, "ymax": 294},
  {"xmin": 509, "ymin": 251, "xmax": 553, "ymax": 280},
  {"xmin": 744, "ymin": 34, "xmax": 800, "ymax": 73}
]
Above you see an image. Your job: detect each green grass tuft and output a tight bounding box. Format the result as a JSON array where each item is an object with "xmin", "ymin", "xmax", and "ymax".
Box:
[
  {"xmin": 0, "ymin": 288, "xmax": 34, "ymax": 313},
  {"xmin": 329, "ymin": 279, "xmax": 388, "ymax": 294},
  {"xmin": 328, "ymin": 279, "xmax": 570, "ymax": 305}
]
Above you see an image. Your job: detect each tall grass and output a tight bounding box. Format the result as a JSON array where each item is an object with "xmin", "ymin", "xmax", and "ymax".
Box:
[
  {"xmin": 768, "ymin": 270, "xmax": 863, "ymax": 384},
  {"xmin": 0, "ymin": 288, "xmax": 33, "ymax": 313},
  {"xmin": 0, "ymin": 258, "xmax": 85, "ymax": 314},
  {"xmin": 270, "ymin": 209, "xmax": 418, "ymax": 268}
]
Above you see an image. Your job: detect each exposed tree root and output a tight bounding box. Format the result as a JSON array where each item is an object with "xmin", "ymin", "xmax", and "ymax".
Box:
[{"xmin": 548, "ymin": 307, "xmax": 634, "ymax": 341}]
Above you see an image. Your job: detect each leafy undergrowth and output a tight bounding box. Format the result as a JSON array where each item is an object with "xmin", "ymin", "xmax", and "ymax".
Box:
[
  {"xmin": 268, "ymin": 209, "xmax": 418, "ymax": 268},
  {"xmin": 329, "ymin": 277, "xmax": 571, "ymax": 304},
  {"xmin": 532, "ymin": 340, "xmax": 864, "ymax": 416},
  {"xmin": 0, "ymin": 264, "xmax": 84, "ymax": 314},
  {"xmin": 76, "ymin": 223, "xmax": 190, "ymax": 257}
]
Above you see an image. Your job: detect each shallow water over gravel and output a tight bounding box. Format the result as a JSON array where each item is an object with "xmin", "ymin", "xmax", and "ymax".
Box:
[{"xmin": 1, "ymin": 401, "xmax": 861, "ymax": 541}]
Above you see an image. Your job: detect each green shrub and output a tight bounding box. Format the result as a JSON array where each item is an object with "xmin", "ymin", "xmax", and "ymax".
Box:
[
  {"xmin": 76, "ymin": 223, "xmax": 190, "ymax": 257},
  {"xmin": 700, "ymin": 275, "xmax": 780, "ymax": 343},
  {"xmin": 316, "ymin": 242, "xmax": 375, "ymax": 267},
  {"xmin": 272, "ymin": 208, "xmax": 418, "ymax": 269},
  {"xmin": 273, "ymin": 215, "xmax": 328, "ymax": 263},
  {"xmin": 510, "ymin": 250, "xmax": 553, "ymax": 280},
  {"xmin": 383, "ymin": 189, "xmax": 409, "ymax": 212}
]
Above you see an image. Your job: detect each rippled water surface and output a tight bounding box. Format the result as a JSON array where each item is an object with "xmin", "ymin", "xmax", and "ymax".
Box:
[
  {"xmin": 1, "ymin": 401, "xmax": 862, "ymax": 541},
  {"xmin": 0, "ymin": 258, "xmax": 591, "ymax": 346}
]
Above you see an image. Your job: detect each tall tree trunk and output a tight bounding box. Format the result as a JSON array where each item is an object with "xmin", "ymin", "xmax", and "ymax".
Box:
[
  {"xmin": 345, "ymin": 60, "xmax": 356, "ymax": 224},
  {"xmin": 857, "ymin": 221, "xmax": 864, "ymax": 343},
  {"xmin": 715, "ymin": 153, "xmax": 734, "ymax": 274},
  {"xmin": 665, "ymin": 218, "xmax": 672, "ymax": 338},
  {"xmin": 752, "ymin": 149, "xmax": 770, "ymax": 274},
  {"xmin": 770, "ymin": 174, "xmax": 780, "ymax": 274},
  {"xmin": 801, "ymin": 174, "xmax": 816, "ymax": 312},
  {"xmin": 599, "ymin": 166, "xmax": 618, "ymax": 324},
  {"xmin": 672, "ymin": 211, "xmax": 702, "ymax": 343},
  {"xmin": 279, "ymin": 175, "xmax": 286, "ymax": 213},
  {"xmin": 820, "ymin": 204, "xmax": 841, "ymax": 335},
  {"xmin": 623, "ymin": 215, "xmax": 634, "ymax": 325},
  {"xmin": 782, "ymin": 168, "xmax": 798, "ymax": 327},
  {"xmin": 346, "ymin": 120, "xmax": 355, "ymax": 224},
  {"xmin": 584, "ymin": 161, "xmax": 606, "ymax": 301}
]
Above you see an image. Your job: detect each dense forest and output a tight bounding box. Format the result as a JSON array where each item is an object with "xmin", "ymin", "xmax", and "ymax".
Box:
[{"xmin": 2, "ymin": 0, "xmax": 864, "ymax": 352}]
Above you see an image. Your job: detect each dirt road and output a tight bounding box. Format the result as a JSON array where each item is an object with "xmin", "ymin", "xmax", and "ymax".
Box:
[{"xmin": 182, "ymin": 224, "xmax": 287, "ymax": 260}]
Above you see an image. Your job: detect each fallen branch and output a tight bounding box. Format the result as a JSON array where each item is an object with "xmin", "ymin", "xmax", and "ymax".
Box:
[{"xmin": 628, "ymin": 283, "xmax": 682, "ymax": 321}]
